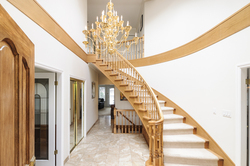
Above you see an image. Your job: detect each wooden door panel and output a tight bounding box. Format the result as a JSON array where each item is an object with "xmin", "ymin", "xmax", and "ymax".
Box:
[
  {"xmin": 20, "ymin": 58, "xmax": 30, "ymax": 165},
  {"xmin": 0, "ymin": 42, "xmax": 16, "ymax": 166},
  {"xmin": 0, "ymin": 5, "xmax": 35, "ymax": 166}
]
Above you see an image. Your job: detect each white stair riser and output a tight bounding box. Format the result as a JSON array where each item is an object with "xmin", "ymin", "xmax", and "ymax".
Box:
[
  {"xmin": 164, "ymin": 129, "xmax": 194, "ymax": 135},
  {"xmin": 159, "ymin": 103, "xmax": 165, "ymax": 107},
  {"xmin": 164, "ymin": 118, "xmax": 183, "ymax": 124},
  {"xmin": 162, "ymin": 110, "xmax": 174, "ymax": 115},
  {"xmin": 164, "ymin": 156, "xmax": 218, "ymax": 166},
  {"xmin": 164, "ymin": 142, "xmax": 205, "ymax": 149}
]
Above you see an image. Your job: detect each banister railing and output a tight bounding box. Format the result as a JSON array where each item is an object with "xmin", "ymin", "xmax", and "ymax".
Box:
[
  {"xmin": 114, "ymin": 109, "xmax": 143, "ymax": 134},
  {"xmin": 117, "ymin": 36, "xmax": 144, "ymax": 60},
  {"xmin": 91, "ymin": 40, "xmax": 163, "ymax": 166}
]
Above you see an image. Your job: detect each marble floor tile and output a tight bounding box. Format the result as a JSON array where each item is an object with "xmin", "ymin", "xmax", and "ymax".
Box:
[{"xmin": 65, "ymin": 115, "xmax": 149, "ymax": 166}]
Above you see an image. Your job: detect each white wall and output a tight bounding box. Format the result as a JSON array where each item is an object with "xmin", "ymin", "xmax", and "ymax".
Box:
[
  {"xmin": 115, "ymin": 87, "xmax": 133, "ymax": 109},
  {"xmin": 139, "ymin": 0, "xmax": 250, "ymax": 161},
  {"xmin": 0, "ymin": 0, "xmax": 98, "ymax": 165},
  {"xmin": 144, "ymin": 0, "xmax": 250, "ymax": 57}
]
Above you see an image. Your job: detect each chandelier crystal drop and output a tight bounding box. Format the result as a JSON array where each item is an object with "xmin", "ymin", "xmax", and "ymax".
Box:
[{"xmin": 82, "ymin": 0, "xmax": 139, "ymax": 55}]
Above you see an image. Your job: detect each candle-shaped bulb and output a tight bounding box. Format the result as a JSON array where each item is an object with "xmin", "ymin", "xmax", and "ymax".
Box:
[
  {"xmin": 85, "ymin": 25, "xmax": 87, "ymax": 30},
  {"xmin": 104, "ymin": 18, "xmax": 107, "ymax": 23},
  {"xmin": 135, "ymin": 33, "xmax": 137, "ymax": 37},
  {"xmin": 92, "ymin": 23, "xmax": 94, "ymax": 29},
  {"xmin": 117, "ymin": 17, "xmax": 119, "ymax": 22},
  {"xmin": 102, "ymin": 10, "xmax": 104, "ymax": 16},
  {"xmin": 96, "ymin": 16, "xmax": 98, "ymax": 22},
  {"xmin": 116, "ymin": 11, "xmax": 117, "ymax": 16},
  {"xmin": 110, "ymin": 0, "xmax": 111, "ymax": 3},
  {"xmin": 127, "ymin": 21, "xmax": 129, "ymax": 26},
  {"xmin": 121, "ymin": 15, "xmax": 123, "ymax": 21}
]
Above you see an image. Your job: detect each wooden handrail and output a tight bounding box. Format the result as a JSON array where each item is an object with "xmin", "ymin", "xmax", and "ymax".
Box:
[{"xmin": 117, "ymin": 36, "xmax": 144, "ymax": 44}]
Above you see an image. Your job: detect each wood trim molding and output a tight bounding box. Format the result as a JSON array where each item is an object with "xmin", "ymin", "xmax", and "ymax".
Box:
[
  {"xmin": 152, "ymin": 88, "xmax": 235, "ymax": 166},
  {"xmin": 63, "ymin": 156, "xmax": 70, "ymax": 165},
  {"xmin": 87, "ymin": 118, "xmax": 98, "ymax": 135},
  {"xmin": 7, "ymin": 0, "xmax": 88, "ymax": 62},
  {"xmin": 129, "ymin": 3, "xmax": 250, "ymax": 67},
  {"xmin": 87, "ymin": 54, "xmax": 97, "ymax": 63}
]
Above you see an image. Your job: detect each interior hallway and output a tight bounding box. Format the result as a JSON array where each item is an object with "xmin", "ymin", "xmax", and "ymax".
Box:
[{"xmin": 65, "ymin": 115, "xmax": 149, "ymax": 166}]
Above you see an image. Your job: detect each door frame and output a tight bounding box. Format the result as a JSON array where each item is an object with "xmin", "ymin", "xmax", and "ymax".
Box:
[
  {"xmin": 35, "ymin": 72, "xmax": 55, "ymax": 165},
  {"xmin": 70, "ymin": 75, "xmax": 87, "ymax": 138},
  {"xmin": 35, "ymin": 62, "xmax": 63, "ymax": 166},
  {"xmin": 236, "ymin": 62, "xmax": 250, "ymax": 166}
]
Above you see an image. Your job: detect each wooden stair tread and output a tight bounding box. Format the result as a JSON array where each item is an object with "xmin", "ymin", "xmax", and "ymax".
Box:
[
  {"xmin": 120, "ymin": 84, "xmax": 128, "ymax": 87},
  {"xmin": 143, "ymin": 116, "xmax": 151, "ymax": 121},
  {"xmin": 134, "ymin": 101, "xmax": 143, "ymax": 105},
  {"xmin": 99, "ymin": 64, "xmax": 108, "ymax": 66},
  {"xmin": 125, "ymin": 89, "xmax": 133, "ymax": 92},
  {"xmin": 129, "ymin": 95, "xmax": 138, "ymax": 98},
  {"xmin": 115, "ymin": 78, "xmax": 123, "ymax": 81},
  {"xmin": 110, "ymin": 73, "xmax": 118, "ymax": 76},
  {"xmin": 105, "ymin": 69, "xmax": 113, "ymax": 71},
  {"xmin": 139, "ymin": 108, "xmax": 147, "ymax": 112}
]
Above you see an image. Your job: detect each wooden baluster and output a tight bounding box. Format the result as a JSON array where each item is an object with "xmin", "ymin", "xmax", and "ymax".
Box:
[
  {"xmin": 114, "ymin": 108, "xmax": 116, "ymax": 133},
  {"xmin": 133, "ymin": 110, "xmax": 135, "ymax": 133},
  {"xmin": 149, "ymin": 125, "xmax": 153, "ymax": 165},
  {"xmin": 130, "ymin": 111, "xmax": 131, "ymax": 133},
  {"xmin": 125, "ymin": 111, "xmax": 127, "ymax": 133},
  {"xmin": 132, "ymin": 43, "xmax": 134, "ymax": 60},
  {"xmin": 153, "ymin": 125, "xmax": 157, "ymax": 166},
  {"xmin": 115, "ymin": 53, "xmax": 117, "ymax": 72},
  {"xmin": 118, "ymin": 111, "xmax": 120, "ymax": 133},
  {"xmin": 135, "ymin": 110, "xmax": 137, "ymax": 133},
  {"xmin": 122, "ymin": 111, "xmax": 124, "ymax": 133},
  {"xmin": 101, "ymin": 43, "xmax": 102, "ymax": 61},
  {"xmin": 139, "ymin": 117, "xmax": 141, "ymax": 133},
  {"xmin": 129, "ymin": 45, "xmax": 133, "ymax": 60}
]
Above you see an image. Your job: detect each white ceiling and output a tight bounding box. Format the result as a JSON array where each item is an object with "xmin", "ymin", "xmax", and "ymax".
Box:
[{"xmin": 87, "ymin": 0, "xmax": 143, "ymax": 31}]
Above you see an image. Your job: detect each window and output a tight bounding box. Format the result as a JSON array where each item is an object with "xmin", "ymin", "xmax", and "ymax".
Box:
[{"xmin": 99, "ymin": 87, "xmax": 105, "ymax": 100}]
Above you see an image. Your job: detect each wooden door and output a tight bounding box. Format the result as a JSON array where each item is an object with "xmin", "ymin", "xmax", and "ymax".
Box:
[{"xmin": 0, "ymin": 5, "xmax": 35, "ymax": 166}]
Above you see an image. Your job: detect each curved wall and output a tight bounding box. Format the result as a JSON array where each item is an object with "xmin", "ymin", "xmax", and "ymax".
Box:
[
  {"xmin": 136, "ymin": 0, "xmax": 250, "ymax": 161},
  {"xmin": 138, "ymin": 26, "xmax": 250, "ymax": 161}
]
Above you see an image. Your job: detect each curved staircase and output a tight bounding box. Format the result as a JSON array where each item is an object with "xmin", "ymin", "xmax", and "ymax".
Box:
[
  {"xmin": 90, "ymin": 51, "xmax": 234, "ymax": 166},
  {"xmin": 158, "ymin": 99, "xmax": 223, "ymax": 166}
]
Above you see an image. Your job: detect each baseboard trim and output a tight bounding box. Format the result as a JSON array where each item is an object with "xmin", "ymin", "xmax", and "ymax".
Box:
[
  {"xmin": 87, "ymin": 118, "xmax": 99, "ymax": 135},
  {"xmin": 63, "ymin": 156, "xmax": 70, "ymax": 165}
]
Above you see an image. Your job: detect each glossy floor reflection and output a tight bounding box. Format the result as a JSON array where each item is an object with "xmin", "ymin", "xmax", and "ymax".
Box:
[{"xmin": 65, "ymin": 115, "xmax": 149, "ymax": 166}]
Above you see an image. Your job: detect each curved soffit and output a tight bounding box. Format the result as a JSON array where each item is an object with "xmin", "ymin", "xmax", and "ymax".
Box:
[{"xmin": 129, "ymin": 3, "xmax": 250, "ymax": 67}]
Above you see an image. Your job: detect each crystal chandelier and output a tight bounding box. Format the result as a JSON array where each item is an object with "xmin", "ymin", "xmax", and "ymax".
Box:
[{"xmin": 82, "ymin": 0, "xmax": 139, "ymax": 55}]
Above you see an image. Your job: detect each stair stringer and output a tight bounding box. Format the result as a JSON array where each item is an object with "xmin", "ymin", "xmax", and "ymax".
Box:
[{"xmin": 94, "ymin": 60, "xmax": 153, "ymax": 136}]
